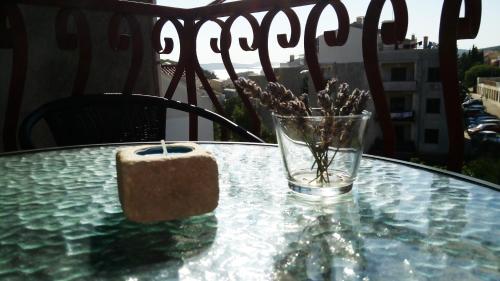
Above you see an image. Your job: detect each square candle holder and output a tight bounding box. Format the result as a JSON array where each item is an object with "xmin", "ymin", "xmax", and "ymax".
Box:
[{"xmin": 116, "ymin": 143, "xmax": 219, "ymax": 223}]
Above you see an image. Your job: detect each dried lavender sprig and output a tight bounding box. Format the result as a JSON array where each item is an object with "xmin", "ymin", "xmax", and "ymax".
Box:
[
  {"xmin": 235, "ymin": 77, "xmax": 311, "ymax": 117},
  {"xmin": 352, "ymin": 90, "xmax": 370, "ymax": 114},
  {"xmin": 317, "ymin": 79, "xmax": 337, "ymax": 115},
  {"xmin": 234, "ymin": 77, "xmax": 274, "ymax": 111},
  {"xmin": 267, "ymin": 82, "xmax": 294, "ymax": 103},
  {"xmin": 234, "ymin": 77, "xmax": 263, "ymax": 100},
  {"xmin": 299, "ymin": 93, "xmax": 312, "ymax": 115},
  {"xmin": 236, "ymin": 76, "xmax": 371, "ymax": 185},
  {"xmin": 338, "ymin": 88, "xmax": 359, "ymax": 115},
  {"xmin": 332, "ymin": 83, "xmax": 350, "ymax": 114}
]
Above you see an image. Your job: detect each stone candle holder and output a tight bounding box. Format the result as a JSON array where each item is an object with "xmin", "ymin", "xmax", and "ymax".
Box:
[{"xmin": 116, "ymin": 143, "xmax": 219, "ymax": 223}]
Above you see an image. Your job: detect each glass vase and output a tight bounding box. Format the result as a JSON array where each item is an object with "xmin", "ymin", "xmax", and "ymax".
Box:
[{"xmin": 272, "ymin": 110, "xmax": 371, "ymax": 197}]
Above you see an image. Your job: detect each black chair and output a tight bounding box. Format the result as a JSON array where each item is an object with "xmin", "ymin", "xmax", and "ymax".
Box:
[{"xmin": 19, "ymin": 94, "xmax": 264, "ymax": 149}]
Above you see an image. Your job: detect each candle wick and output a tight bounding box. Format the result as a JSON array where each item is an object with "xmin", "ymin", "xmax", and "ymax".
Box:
[{"xmin": 161, "ymin": 140, "xmax": 168, "ymax": 157}]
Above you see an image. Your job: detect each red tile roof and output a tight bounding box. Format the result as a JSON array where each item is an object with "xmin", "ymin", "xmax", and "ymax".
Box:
[{"xmin": 160, "ymin": 64, "xmax": 203, "ymax": 87}]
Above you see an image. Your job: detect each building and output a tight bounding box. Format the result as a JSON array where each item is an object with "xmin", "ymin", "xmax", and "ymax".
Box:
[
  {"xmin": 159, "ymin": 64, "xmax": 221, "ymax": 141},
  {"xmin": 477, "ymin": 77, "xmax": 500, "ymax": 117},
  {"xmin": 280, "ymin": 54, "xmax": 306, "ymax": 68},
  {"xmin": 484, "ymin": 51, "xmax": 500, "ymax": 67},
  {"xmin": 318, "ymin": 17, "xmax": 365, "ymax": 64},
  {"xmin": 317, "ymin": 17, "xmax": 447, "ymax": 158},
  {"xmin": 246, "ymin": 60, "xmax": 309, "ymax": 133},
  {"xmin": 477, "ymin": 77, "xmax": 500, "ymax": 103},
  {"xmin": 379, "ymin": 48, "xmax": 446, "ymax": 157}
]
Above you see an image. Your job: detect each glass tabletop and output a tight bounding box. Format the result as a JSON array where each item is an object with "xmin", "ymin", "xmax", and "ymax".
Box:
[{"xmin": 0, "ymin": 143, "xmax": 498, "ymax": 280}]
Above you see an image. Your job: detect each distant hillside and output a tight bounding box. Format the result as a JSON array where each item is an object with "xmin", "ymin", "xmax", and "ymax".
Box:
[
  {"xmin": 481, "ymin": 45, "xmax": 500, "ymax": 52},
  {"xmin": 201, "ymin": 62, "xmax": 279, "ymax": 71},
  {"xmin": 458, "ymin": 46, "xmax": 500, "ymax": 55},
  {"xmin": 458, "ymin": 49, "xmax": 469, "ymax": 55},
  {"xmin": 161, "ymin": 60, "xmax": 268, "ymax": 72},
  {"xmin": 201, "ymin": 62, "xmax": 261, "ymax": 71}
]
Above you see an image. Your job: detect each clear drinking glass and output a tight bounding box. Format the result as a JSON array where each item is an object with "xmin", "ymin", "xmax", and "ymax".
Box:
[{"xmin": 273, "ymin": 110, "xmax": 371, "ymax": 197}]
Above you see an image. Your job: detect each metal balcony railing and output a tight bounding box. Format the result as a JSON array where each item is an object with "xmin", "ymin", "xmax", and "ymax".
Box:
[
  {"xmin": 390, "ymin": 111, "xmax": 415, "ymax": 122},
  {"xmin": 0, "ymin": 0, "xmax": 483, "ymax": 171}
]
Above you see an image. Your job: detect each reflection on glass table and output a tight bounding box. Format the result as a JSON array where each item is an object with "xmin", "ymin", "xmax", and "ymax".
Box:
[{"xmin": 0, "ymin": 143, "xmax": 498, "ymax": 280}]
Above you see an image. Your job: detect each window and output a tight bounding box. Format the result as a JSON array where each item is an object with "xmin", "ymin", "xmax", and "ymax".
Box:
[
  {"xmin": 426, "ymin": 98, "xmax": 440, "ymax": 114},
  {"xmin": 395, "ymin": 125, "xmax": 406, "ymax": 142},
  {"xmin": 390, "ymin": 97, "xmax": 406, "ymax": 112},
  {"xmin": 424, "ymin": 129, "xmax": 439, "ymax": 144},
  {"xmin": 427, "ymin": 67, "xmax": 440, "ymax": 82},
  {"xmin": 391, "ymin": 67, "xmax": 407, "ymax": 81}
]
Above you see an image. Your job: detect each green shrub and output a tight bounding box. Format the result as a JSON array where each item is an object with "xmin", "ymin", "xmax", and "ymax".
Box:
[
  {"xmin": 213, "ymin": 97, "xmax": 275, "ymax": 143},
  {"xmin": 457, "ymin": 45, "xmax": 484, "ymax": 81},
  {"xmin": 462, "ymin": 156, "xmax": 500, "ymax": 185},
  {"xmin": 464, "ymin": 64, "xmax": 500, "ymax": 88}
]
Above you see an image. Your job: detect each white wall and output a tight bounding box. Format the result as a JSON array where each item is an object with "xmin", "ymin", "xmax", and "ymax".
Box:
[
  {"xmin": 159, "ymin": 75, "xmax": 215, "ymax": 141},
  {"xmin": 318, "ymin": 26, "xmax": 364, "ymax": 64}
]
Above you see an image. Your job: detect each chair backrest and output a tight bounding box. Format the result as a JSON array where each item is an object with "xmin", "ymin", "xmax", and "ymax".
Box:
[{"xmin": 19, "ymin": 94, "xmax": 263, "ymax": 149}]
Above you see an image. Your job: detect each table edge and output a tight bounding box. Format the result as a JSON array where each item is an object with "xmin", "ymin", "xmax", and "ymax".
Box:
[{"xmin": 2, "ymin": 141, "xmax": 498, "ymax": 191}]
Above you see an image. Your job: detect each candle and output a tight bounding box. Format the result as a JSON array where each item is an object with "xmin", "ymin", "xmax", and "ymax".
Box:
[
  {"xmin": 161, "ymin": 139, "xmax": 168, "ymax": 157},
  {"xmin": 116, "ymin": 143, "xmax": 219, "ymax": 223}
]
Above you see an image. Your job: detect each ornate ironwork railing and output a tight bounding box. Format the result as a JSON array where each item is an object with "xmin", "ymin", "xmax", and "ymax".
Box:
[{"xmin": 0, "ymin": 0, "xmax": 482, "ymax": 171}]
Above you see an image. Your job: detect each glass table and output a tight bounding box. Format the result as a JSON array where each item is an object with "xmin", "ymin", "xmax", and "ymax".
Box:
[{"xmin": 0, "ymin": 143, "xmax": 499, "ymax": 280}]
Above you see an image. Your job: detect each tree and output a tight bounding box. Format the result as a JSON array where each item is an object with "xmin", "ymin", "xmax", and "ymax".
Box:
[
  {"xmin": 457, "ymin": 45, "xmax": 484, "ymax": 81},
  {"xmin": 203, "ymin": 69, "xmax": 218, "ymax": 80},
  {"xmin": 227, "ymin": 97, "xmax": 251, "ymax": 130},
  {"xmin": 213, "ymin": 96, "xmax": 275, "ymax": 143},
  {"xmin": 469, "ymin": 45, "xmax": 484, "ymax": 65},
  {"xmin": 457, "ymin": 52, "xmax": 468, "ymax": 81},
  {"xmin": 458, "ymin": 82, "xmax": 469, "ymax": 103},
  {"xmin": 464, "ymin": 64, "xmax": 500, "ymax": 88}
]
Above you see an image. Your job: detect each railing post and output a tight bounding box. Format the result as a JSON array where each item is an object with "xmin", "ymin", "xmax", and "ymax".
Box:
[
  {"xmin": 439, "ymin": 0, "xmax": 481, "ymax": 172},
  {"xmin": 1, "ymin": 4, "xmax": 28, "ymax": 152},
  {"xmin": 363, "ymin": 0, "xmax": 409, "ymax": 157},
  {"xmin": 182, "ymin": 17, "xmax": 198, "ymax": 141},
  {"xmin": 55, "ymin": 8, "xmax": 92, "ymax": 96}
]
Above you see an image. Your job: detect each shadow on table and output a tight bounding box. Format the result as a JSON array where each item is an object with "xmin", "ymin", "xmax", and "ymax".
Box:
[
  {"xmin": 272, "ymin": 192, "xmax": 366, "ymax": 280},
  {"xmin": 272, "ymin": 175, "xmax": 473, "ymax": 280},
  {"xmin": 89, "ymin": 212, "xmax": 218, "ymax": 277}
]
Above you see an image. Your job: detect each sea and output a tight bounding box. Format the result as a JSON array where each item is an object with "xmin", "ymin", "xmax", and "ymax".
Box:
[{"xmin": 212, "ymin": 68, "xmax": 263, "ymax": 80}]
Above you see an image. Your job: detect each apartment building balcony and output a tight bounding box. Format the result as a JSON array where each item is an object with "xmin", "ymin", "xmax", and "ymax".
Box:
[
  {"xmin": 383, "ymin": 80, "xmax": 417, "ymax": 91},
  {"xmin": 426, "ymin": 82, "xmax": 442, "ymax": 91},
  {"xmin": 390, "ymin": 111, "xmax": 415, "ymax": 122}
]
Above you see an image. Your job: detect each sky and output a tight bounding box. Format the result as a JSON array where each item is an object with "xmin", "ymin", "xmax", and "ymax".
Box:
[{"xmin": 156, "ymin": 0, "xmax": 500, "ymax": 64}]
